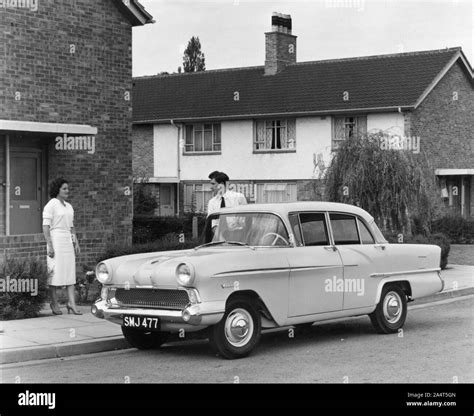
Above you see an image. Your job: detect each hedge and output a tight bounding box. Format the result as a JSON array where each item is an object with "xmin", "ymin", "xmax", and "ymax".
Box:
[
  {"xmin": 133, "ymin": 214, "xmax": 207, "ymax": 244},
  {"xmin": 431, "ymin": 216, "xmax": 474, "ymax": 244},
  {"xmin": 0, "ymin": 258, "xmax": 49, "ymax": 320}
]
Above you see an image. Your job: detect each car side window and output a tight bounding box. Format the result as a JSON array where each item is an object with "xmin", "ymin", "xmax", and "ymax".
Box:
[
  {"xmin": 288, "ymin": 213, "xmax": 304, "ymax": 246},
  {"xmin": 330, "ymin": 214, "xmax": 360, "ymax": 245},
  {"xmin": 299, "ymin": 213, "xmax": 329, "ymax": 246},
  {"xmin": 357, "ymin": 218, "xmax": 375, "ymax": 244}
]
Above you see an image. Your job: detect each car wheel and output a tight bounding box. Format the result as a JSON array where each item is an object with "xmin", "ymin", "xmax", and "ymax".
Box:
[
  {"xmin": 208, "ymin": 299, "xmax": 261, "ymax": 359},
  {"xmin": 369, "ymin": 284, "xmax": 407, "ymax": 334},
  {"xmin": 121, "ymin": 326, "xmax": 166, "ymax": 350}
]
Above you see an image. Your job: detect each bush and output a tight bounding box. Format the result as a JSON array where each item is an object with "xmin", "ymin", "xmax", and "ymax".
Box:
[
  {"xmin": 97, "ymin": 233, "xmax": 200, "ymax": 263},
  {"xmin": 0, "ymin": 258, "xmax": 49, "ymax": 320},
  {"xmin": 133, "ymin": 185, "xmax": 158, "ymax": 217},
  {"xmin": 133, "ymin": 214, "xmax": 207, "ymax": 244},
  {"xmin": 431, "ymin": 216, "xmax": 474, "ymax": 244},
  {"xmin": 385, "ymin": 232, "xmax": 450, "ymax": 270}
]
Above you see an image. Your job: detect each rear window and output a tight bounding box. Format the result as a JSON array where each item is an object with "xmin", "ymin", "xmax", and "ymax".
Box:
[
  {"xmin": 330, "ymin": 214, "xmax": 360, "ymax": 245},
  {"xmin": 299, "ymin": 213, "xmax": 329, "ymax": 246}
]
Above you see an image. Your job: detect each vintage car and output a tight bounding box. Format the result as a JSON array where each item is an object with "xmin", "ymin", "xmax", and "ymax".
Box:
[{"xmin": 92, "ymin": 202, "xmax": 444, "ymax": 359}]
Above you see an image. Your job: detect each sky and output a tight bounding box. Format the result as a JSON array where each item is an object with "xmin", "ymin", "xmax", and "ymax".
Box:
[{"xmin": 132, "ymin": 0, "xmax": 473, "ymax": 77}]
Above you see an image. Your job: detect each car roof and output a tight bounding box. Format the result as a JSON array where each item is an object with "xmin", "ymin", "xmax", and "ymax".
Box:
[{"xmin": 215, "ymin": 201, "xmax": 375, "ymax": 223}]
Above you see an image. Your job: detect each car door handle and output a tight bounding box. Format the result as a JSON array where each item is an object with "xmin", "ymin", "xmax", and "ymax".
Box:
[
  {"xmin": 324, "ymin": 246, "xmax": 337, "ymax": 252},
  {"xmin": 374, "ymin": 244, "xmax": 386, "ymax": 250}
]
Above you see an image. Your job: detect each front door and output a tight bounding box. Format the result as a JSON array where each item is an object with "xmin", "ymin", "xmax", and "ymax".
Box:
[
  {"xmin": 159, "ymin": 184, "xmax": 175, "ymax": 216},
  {"xmin": 10, "ymin": 150, "xmax": 43, "ymax": 234}
]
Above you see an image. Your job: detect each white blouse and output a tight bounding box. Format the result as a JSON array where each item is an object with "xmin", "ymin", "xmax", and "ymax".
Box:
[{"xmin": 42, "ymin": 198, "xmax": 74, "ymax": 231}]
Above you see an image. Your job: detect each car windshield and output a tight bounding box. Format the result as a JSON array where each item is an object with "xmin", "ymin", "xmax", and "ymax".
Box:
[{"xmin": 203, "ymin": 212, "xmax": 290, "ymax": 247}]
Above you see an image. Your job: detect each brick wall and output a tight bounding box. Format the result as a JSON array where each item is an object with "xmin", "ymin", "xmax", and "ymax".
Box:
[
  {"xmin": 0, "ymin": 1, "xmax": 136, "ymax": 266},
  {"xmin": 0, "ymin": 230, "xmax": 111, "ymax": 274},
  {"xmin": 132, "ymin": 124, "xmax": 154, "ymax": 180},
  {"xmin": 407, "ymin": 60, "xmax": 474, "ymax": 218},
  {"xmin": 407, "ymin": 61, "xmax": 474, "ymax": 170}
]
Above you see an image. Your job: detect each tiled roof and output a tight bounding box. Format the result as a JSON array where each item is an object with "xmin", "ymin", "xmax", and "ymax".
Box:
[{"xmin": 133, "ymin": 48, "xmax": 467, "ymax": 123}]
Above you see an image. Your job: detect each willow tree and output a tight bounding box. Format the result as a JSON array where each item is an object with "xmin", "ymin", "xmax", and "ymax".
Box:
[{"xmin": 324, "ymin": 132, "xmax": 434, "ymax": 235}]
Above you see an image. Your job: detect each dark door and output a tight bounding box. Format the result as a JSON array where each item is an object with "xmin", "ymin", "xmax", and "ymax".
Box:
[{"xmin": 10, "ymin": 151, "xmax": 42, "ymax": 234}]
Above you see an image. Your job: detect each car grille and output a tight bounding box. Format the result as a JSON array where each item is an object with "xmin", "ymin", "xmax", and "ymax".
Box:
[{"xmin": 114, "ymin": 288, "xmax": 190, "ymax": 310}]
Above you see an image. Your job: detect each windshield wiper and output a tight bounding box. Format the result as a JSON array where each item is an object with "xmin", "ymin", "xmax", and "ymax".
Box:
[{"xmin": 194, "ymin": 240, "xmax": 255, "ymax": 250}]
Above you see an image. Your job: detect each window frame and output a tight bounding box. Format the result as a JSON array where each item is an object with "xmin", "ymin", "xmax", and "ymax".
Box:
[
  {"xmin": 288, "ymin": 211, "xmax": 331, "ymax": 247},
  {"xmin": 328, "ymin": 213, "xmax": 361, "ymax": 245},
  {"xmin": 332, "ymin": 115, "xmax": 367, "ymax": 151},
  {"xmin": 183, "ymin": 182, "xmax": 213, "ymax": 213},
  {"xmin": 184, "ymin": 123, "xmax": 221, "ymax": 154},
  {"xmin": 254, "ymin": 118, "xmax": 296, "ymax": 153},
  {"xmin": 255, "ymin": 182, "xmax": 297, "ymax": 204}
]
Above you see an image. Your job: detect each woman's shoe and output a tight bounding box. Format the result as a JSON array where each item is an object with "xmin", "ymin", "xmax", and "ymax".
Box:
[
  {"xmin": 66, "ymin": 303, "xmax": 83, "ymax": 315},
  {"xmin": 50, "ymin": 303, "xmax": 63, "ymax": 315}
]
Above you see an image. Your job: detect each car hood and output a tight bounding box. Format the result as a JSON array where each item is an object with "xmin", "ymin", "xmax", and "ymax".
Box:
[{"xmin": 101, "ymin": 247, "xmax": 289, "ymax": 288}]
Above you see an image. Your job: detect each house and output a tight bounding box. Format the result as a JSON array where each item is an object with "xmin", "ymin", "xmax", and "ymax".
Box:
[
  {"xmin": 132, "ymin": 13, "xmax": 473, "ymax": 218},
  {"xmin": 0, "ymin": 0, "xmax": 154, "ymax": 265}
]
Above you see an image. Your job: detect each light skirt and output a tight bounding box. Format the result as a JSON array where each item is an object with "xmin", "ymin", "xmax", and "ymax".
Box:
[{"xmin": 47, "ymin": 229, "xmax": 76, "ymax": 287}]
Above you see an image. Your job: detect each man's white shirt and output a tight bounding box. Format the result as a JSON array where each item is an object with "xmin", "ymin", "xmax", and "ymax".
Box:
[{"xmin": 207, "ymin": 190, "xmax": 247, "ymax": 217}]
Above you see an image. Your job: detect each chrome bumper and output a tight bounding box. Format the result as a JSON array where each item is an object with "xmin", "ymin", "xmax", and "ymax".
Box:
[{"xmin": 92, "ymin": 298, "xmax": 225, "ymax": 328}]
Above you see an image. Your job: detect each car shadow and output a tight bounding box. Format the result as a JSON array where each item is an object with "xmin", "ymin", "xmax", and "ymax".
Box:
[{"xmin": 136, "ymin": 316, "xmax": 382, "ymax": 359}]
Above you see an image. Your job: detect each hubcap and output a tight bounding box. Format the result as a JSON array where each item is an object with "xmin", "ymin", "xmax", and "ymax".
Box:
[
  {"xmin": 383, "ymin": 291, "xmax": 402, "ymax": 324},
  {"xmin": 224, "ymin": 308, "xmax": 254, "ymax": 347}
]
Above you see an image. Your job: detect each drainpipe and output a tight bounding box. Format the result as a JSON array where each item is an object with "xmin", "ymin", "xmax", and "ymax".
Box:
[
  {"xmin": 5, "ymin": 135, "xmax": 10, "ymax": 236},
  {"xmin": 170, "ymin": 120, "xmax": 181, "ymax": 216}
]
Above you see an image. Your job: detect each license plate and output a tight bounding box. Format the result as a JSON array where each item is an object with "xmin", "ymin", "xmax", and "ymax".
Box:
[{"xmin": 123, "ymin": 315, "xmax": 160, "ymax": 331}]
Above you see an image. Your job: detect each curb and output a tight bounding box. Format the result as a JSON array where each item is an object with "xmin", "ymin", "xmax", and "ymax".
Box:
[
  {"xmin": 410, "ymin": 287, "xmax": 474, "ymax": 306},
  {"xmin": 2, "ymin": 287, "xmax": 473, "ymax": 365},
  {"xmin": 1, "ymin": 336, "xmax": 130, "ymax": 365}
]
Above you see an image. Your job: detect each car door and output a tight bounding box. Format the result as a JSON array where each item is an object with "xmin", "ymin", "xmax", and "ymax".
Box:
[
  {"xmin": 328, "ymin": 213, "xmax": 387, "ymax": 310},
  {"xmin": 287, "ymin": 212, "xmax": 344, "ymax": 317}
]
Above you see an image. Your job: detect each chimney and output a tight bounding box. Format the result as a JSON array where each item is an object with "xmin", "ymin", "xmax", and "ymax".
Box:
[{"xmin": 265, "ymin": 12, "xmax": 297, "ymax": 75}]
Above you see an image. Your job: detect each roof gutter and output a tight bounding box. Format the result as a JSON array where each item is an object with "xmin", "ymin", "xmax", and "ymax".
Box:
[{"xmin": 133, "ymin": 105, "xmax": 414, "ymax": 125}]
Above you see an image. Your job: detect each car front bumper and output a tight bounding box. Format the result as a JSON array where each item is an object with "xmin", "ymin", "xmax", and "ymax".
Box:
[{"xmin": 91, "ymin": 298, "xmax": 225, "ymax": 332}]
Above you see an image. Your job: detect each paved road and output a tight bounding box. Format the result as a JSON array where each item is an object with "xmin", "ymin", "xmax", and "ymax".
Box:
[{"xmin": 1, "ymin": 297, "xmax": 473, "ymax": 383}]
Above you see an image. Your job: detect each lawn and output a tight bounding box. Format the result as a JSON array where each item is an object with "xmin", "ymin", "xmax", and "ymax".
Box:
[{"xmin": 448, "ymin": 244, "xmax": 474, "ymax": 266}]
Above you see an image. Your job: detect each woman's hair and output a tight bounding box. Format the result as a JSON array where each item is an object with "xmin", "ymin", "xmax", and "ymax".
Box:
[{"xmin": 49, "ymin": 178, "xmax": 68, "ymax": 198}]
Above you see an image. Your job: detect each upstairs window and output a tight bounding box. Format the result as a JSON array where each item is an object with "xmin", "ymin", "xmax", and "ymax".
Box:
[
  {"xmin": 185, "ymin": 123, "xmax": 221, "ymax": 153},
  {"xmin": 332, "ymin": 116, "xmax": 367, "ymax": 150},
  {"xmin": 255, "ymin": 119, "xmax": 296, "ymax": 151}
]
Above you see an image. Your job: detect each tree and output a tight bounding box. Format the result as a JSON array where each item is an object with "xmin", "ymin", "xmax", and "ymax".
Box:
[
  {"xmin": 183, "ymin": 36, "xmax": 206, "ymax": 73},
  {"xmin": 324, "ymin": 131, "xmax": 436, "ymax": 235}
]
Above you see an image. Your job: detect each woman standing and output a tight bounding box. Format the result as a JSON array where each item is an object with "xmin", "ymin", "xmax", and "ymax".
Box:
[{"xmin": 42, "ymin": 178, "xmax": 82, "ymax": 315}]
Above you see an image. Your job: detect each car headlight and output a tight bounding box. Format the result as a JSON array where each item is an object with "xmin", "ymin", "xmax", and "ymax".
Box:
[
  {"xmin": 176, "ymin": 263, "xmax": 195, "ymax": 286},
  {"xmin": 96, "ymin": 262, "xmax": 112, "ymax": 284}
]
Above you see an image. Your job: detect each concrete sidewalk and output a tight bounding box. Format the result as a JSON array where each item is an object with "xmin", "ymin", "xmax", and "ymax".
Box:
[{"xmin": 1, "ymin": 264, "xmax": 473, "ymax": 365}]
